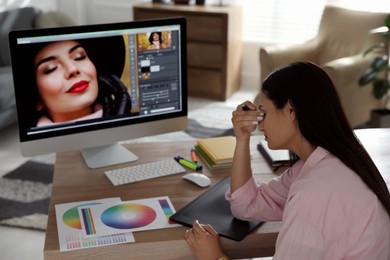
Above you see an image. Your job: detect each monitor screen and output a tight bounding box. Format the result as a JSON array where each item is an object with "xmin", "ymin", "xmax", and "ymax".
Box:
[{"xmin": 9, "ymin": 17, "xmax": 187, "ymax": 168}]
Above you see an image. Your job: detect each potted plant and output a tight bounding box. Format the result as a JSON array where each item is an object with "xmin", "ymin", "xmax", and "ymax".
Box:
[{"xmin": 358, "ymin": 14, "xmax": 390, "ymax": 127}]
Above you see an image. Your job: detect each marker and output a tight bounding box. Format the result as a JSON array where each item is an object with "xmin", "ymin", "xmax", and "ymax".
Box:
[
  {"xmin": 191, "ymin": 148, "xmax": 198, "ymax": 163},
  {"xmin": 174, "ymin": 156, "xmax": 203, "ymax": 171}
]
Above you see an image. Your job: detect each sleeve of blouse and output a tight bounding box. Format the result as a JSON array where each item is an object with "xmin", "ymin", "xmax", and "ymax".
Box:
[{"xmin": 225, "ymin": 165, "xmax": 298, "ymax": 221}]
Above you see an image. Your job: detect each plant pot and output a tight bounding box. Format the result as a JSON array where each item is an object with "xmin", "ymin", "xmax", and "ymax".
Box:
[
  {"xmin": 370, "ymin": 109, "xmax": 390, "ymax": 128},
  {"xmin": 173, "ymin": 0, "xmax": 190, "ymax": 4}
]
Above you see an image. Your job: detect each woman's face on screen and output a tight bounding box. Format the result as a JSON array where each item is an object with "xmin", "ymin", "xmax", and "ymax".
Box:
[
  {"xmin": 34, "ymin": 40, "xmax": 98, "ymax": 122},
  {"xmin": 152, "ymin": 32, "xmax": 160, "ymax": 41}
]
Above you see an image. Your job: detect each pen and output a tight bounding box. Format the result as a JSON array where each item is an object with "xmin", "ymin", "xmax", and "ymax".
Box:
[
  {"xmin": 174, "ymin": 156, "xmax": 203, "ymax": 171},
  {"xmin": 191, "ymin": 148, "xmax": 198, "ymax": 163},
  {"xmin": 242, "ymin": 105, "xmax": 251, "ymax": 111}
]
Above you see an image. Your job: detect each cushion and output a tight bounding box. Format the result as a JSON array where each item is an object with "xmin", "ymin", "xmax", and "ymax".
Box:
[
  {"xmin": 0, "ymin": 67, "xmax": 14, "ymax": 110},
  {"xmin": 0, "ymin": 66, "xmax": 17, "ymax": 129},
  {"xmin": 0, "ymin": 7, "xmax": 41, "ymax": 66}
]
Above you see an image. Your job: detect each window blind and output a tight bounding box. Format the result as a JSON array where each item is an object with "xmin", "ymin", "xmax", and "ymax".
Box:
[
  {"xmin": 240, "ymin": 0, "xmax": 324, "ymax": 44},
  {"xmin": 234, "ymin": 0, "xmax": 389, "ymax": 45}
]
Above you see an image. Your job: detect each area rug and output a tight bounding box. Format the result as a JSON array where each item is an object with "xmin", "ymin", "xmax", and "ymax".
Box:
[
  {"xmin": 0, "ymin": 119, "xmax": 233, "ymax": 231},
  {"xmin": 186, "ymin": 118, "xmax": 234, "ymax": 138},
  {"xmin": 0, "ymin": 158, "xmax": 54, "ymax": 231}
]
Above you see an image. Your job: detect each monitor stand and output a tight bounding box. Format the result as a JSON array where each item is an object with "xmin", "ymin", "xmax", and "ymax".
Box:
[{"xmin": 81, "ymin": 143, "xmax": 138, "ymax": 169}]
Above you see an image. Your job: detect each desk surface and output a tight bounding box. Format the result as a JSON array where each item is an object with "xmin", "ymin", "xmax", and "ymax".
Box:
[
  {"xmin": 44, "ymin": 128, "xmax": 390, "ymax": 259},
  {"xmin": 354, "ymin": 128, "xmax": 390, "ymax": 189},
  {"xmin": 44, "ymin": 136, "xmax": 281, "ymax": 259}
]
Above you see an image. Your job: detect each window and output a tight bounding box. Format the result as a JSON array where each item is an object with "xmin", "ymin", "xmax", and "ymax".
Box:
[
  {"xmin": 240, "ymin": 0, "xmax": 324, "ymax": 44},
  {"xmin": 230, "ymin": 0, "xmax": 390, "ymax": 45}
]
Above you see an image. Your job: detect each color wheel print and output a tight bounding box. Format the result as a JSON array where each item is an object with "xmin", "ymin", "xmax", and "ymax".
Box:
[
  {"xmin": 101, "ymin": 203, "xmax": 157, "ymax": 229},
  {"xmin": 63, "ymin": 203, "xmax": 100, "ymax": 229}
]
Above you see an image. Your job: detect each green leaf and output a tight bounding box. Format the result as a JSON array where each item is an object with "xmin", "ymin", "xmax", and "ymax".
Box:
[
  {"xmin": 372, "ymin": 80, "xmax": 390, "ymax": 99},
  {"xmin": 363, "ymin": 43, "xmax": 384, "ymax": 56},
  {"xmin": 381, "ymin": 32, "xmax": 390, "ymax": 41},
  {"xmin": 371, "ymin": 56, "xmax": 389, "ymax": 71},
  {"xmin": 359, "ymin": 14, "xmax": 390, "ymax": 102},
  {"xmin": 384, "ymin": 14, "xmax": 390, "ymax": 28},
  {"xmin": 383, "ymin": 15, "xmax": 390, "ymax": 40},
  {"xmin": 359, "ymin": 70, "xmax": 377, "ymax": 86}
]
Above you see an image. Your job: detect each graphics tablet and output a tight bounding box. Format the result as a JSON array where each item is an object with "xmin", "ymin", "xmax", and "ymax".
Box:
[{"xmin": 170, "ymin": 176, "xmax": 262, "ymax": 241}]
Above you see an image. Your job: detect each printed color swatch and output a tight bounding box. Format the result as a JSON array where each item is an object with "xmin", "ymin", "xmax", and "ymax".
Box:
[{"xmin": 101, "ymin": 203, "xmax": 157, "ymax": 229}]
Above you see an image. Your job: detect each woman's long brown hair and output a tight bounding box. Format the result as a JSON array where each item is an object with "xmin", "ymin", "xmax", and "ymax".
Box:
[{"xmin": 262, "ymin": 61, "xmax": 390, "ymax": 216}]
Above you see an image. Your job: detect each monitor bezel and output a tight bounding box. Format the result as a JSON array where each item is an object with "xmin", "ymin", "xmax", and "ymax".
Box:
[{"xmin": 8, "ymin": 17, "xmax": 188, "ymax": 156}]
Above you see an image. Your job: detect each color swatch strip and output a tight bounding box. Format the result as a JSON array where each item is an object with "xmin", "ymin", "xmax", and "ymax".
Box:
[
  {"xmin": 81, "ymin": 207, "xmax": 96, "ymax": 235},
  {"xmin": 158, "ymin": 199, "xmax": 175, "ymax": 224}
]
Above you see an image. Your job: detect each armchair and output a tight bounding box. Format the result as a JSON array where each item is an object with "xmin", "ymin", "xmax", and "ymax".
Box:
[{"xmin": 255, "ymin": 5, "xmax": 389, "ymax": 127}]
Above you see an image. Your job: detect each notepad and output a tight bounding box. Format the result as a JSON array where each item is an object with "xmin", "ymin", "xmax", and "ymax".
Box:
[
  {"xmin": 169, "ymin": 177, "xmax": 262, "ymax": 241},
  {"xmin": 197, "ymin": 136, "xmax": 236, "ymax": 164},
  {"xmin": 257, "ymin": 139, "xmax": 290, "ymax": 168}
]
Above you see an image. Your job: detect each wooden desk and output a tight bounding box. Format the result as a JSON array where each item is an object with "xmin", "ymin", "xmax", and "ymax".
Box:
[
  {"xmin": 355, "ymin": 128, "xmax": 390, "ymax": 189},
  {"xmin": 44, "ymin": 137, "xmax": 280, "ymax": 259}
]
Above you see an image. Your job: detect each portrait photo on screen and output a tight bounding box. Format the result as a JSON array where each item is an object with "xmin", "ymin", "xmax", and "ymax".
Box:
[
  {"xmin": 137, "ymin": 31, "xmax": 172, "ymax": 51},
  {"xmin": 9, "ymin": 18, "xmax": 187, "ymax": 161},
  {"xmin": 18, "ymin": 35, "xmax": 134, "ymax": 131}
]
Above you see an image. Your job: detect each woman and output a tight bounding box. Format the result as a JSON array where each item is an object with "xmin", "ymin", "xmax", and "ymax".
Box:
[
  {"xmin": 34, "ymin": 40, "xmax": 101, "ymax": 125},
  {"xmin": 184, "ymin": 62, "xmax": 390, "ymax": 259},
  {"xmin": 147, "ymin": 32, "xmax": 166, "ymax": 50},
  {"xmin": 23, "ymin": 36, "xmax": 131, "ymax": 127}
]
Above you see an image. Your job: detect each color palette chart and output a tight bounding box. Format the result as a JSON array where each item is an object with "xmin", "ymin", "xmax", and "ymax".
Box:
[
  {"xmin": 80, "ymin": 207, "xmax": 97, "ymax": 235},
  {"xmin": 101, "ymin": 203, "xmax": 157, "ymax": 229},
  {"xmin": 64, "ymin": 233, "xmax": 131, "ymax": 250},
  {"xmin": 55, "ymin": 197, "xmax": 135, "ymax": 252},
  {"xmin": 78, "ymin": 196, "xmax": 179, "ymax": 238},
  {"xmin": 62, "ymin": 202, "xmax": 97, "ymax": 229},
  {"xmin": 159, "ymin": 198, "xmax": 176, "ymax": 224}
]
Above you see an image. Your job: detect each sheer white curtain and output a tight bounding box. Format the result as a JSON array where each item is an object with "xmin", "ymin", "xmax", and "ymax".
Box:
[
  {"xmin": 234, "ymin": 0, "xmax": 390, "ymax": 45},
  {"xmin": 240, "ymin": 0, "xmax": 325, "ymax": 44}
]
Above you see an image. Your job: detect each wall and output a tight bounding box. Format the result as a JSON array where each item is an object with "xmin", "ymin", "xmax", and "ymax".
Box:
[
  {"xmin": 0, "ymin": 0, "xmax": 57, "ymax": 12},
  {"xmin": 57, "ymin": 0, "xmax": 136, "ymax": 25},
  {"xmin": 1, "ymin": 0, "xmax": 262, "ymax": 94},
  {"xmin": 241, "ymin": 42, "xmax": 261, "ymax": 90}
]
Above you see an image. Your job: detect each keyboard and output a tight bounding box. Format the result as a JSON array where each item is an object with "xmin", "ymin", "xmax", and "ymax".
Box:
[{"xmin": 104, "ymin": 159, "xmax": 187, "ymax": 186}]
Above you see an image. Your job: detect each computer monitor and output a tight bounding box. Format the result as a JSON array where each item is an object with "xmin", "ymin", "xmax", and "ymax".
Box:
[{"xmin": 9, "ymin": 17, "xmax": 187, "ymax": 169}]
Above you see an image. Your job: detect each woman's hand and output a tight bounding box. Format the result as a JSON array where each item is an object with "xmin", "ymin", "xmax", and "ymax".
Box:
[
  {"xmin": 184, "ymin": 220, "xmax": 227, "ymax": 260},
  {"xmin": 231, "ymin": 101, "xmax": 264, "ymax": 142}
]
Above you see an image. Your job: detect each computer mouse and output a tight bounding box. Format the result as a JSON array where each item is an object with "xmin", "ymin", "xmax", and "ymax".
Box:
[{"xmin": 182, "ymin": 173, "xmax": 211, "ymax": 187}]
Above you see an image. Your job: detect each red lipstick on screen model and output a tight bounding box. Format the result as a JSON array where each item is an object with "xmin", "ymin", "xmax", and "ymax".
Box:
[{"xmin": 67, "ymin": 80, "xmax": 89, "ymax": 93}]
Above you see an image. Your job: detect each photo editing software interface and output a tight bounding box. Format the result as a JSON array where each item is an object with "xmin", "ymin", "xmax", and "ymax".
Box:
[{"xmin": 12, "ymin": 22, "xmax": 185, "ymax": 140}]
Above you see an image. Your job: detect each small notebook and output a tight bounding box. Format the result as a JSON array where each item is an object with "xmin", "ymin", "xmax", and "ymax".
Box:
[
  {"xmin": 169, "ymin": 177, "xmax": 262, "ymax": 241},
  {"xmin": 197, "ymin": 136, "xmax": 236, "ymax": 164},
  {"xmin": 257, "ymin": 139, "xmax": 290, "ymax": 168},
  {"xmin": 194, "ymin": 144, "xmax": 232, "ymax": 169}
]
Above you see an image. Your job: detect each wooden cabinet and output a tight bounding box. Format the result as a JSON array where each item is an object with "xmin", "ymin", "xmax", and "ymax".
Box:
[{"xmin": 133, "ymin": 3, "xmax": 242, "ymax": 100}]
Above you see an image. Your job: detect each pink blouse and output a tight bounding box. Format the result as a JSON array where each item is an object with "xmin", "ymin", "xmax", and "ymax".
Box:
[{"xmin": 226, "ymin": 147, "xmax": 390, "ymax": 259}]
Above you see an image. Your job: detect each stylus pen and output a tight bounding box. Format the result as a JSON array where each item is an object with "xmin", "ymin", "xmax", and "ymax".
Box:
[
  {"xmin": 191, "ymin": 148, "xmax": 198, "ymax": 163},
  {"xmin": 242, "ymin": 105, "xmax": 251, "ymax": 111},
  {"xmin": 174, "ymin": 156, "xmax": 203, "ymax": 171}
]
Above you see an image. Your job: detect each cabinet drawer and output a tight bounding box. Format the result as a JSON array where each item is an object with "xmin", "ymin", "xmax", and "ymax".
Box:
[
  {"xmin": 188, "ymin": 68, "xmax": 224, "ymax": 99},
  {"xmin": 188, "ymin": 42, "xmax": 223, "ymax": 69},
  {"xmin": 184, "ymin": 14, "xmax": 225, "ymax": 42},
  {"xmin": 134, "ymin": 10, "xmax": 225, "ymax": 42}
]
